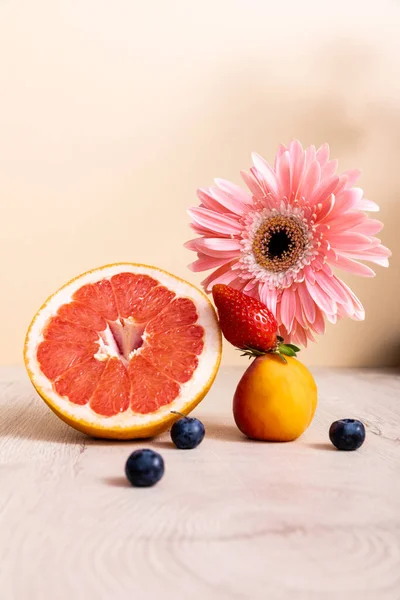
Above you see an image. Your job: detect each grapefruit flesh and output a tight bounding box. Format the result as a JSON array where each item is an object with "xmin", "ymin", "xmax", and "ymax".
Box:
[{"xmin": 24, "ymin": 264, "xmax": 221, "ymax": 439}]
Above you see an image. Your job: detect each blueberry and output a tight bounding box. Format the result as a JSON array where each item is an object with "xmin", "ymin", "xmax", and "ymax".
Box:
[
  {"xmin": 170, "ymin": 414, "xmax": 205, "ymax": 449},
  {"xmin": 329, "ymin": 419, "xmax": 366, "ymax": 451},
  {"xmin": 125, "ymin": 449, "xmax": 164, "ymax": 487}
]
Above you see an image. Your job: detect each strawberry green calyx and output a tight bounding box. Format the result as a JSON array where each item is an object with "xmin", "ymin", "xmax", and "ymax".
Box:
[{"xmin": 238, "ymin": 336, "xmax": 301, "ymax": 364}]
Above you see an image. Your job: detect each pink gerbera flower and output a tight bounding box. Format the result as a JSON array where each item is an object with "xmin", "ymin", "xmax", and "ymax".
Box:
[{"xmin": 185, "ymin": 140, "xmax": 391, "ymax": 346}]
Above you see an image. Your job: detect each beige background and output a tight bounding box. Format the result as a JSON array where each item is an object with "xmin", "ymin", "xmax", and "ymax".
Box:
[{"xmin": 1, "ymin": 0, "xmax": 399, "ymax": 367}]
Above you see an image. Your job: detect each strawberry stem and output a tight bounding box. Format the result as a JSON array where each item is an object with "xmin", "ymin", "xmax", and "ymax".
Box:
[{"xmin": 237, "ymin": 340, "xmax": 301, "ymax": 363}]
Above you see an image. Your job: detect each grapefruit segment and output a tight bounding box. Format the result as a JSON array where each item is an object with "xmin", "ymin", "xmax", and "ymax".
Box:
[
  {"xmin": 57, "ymin": 301, "xmax": 107, "ymax": 331},
  {"xmin": 141, "ymin": 346, "xmax": 199, "ymax": 384},
  {"xmin": 147, "ymin": 297, "xmax": 197, "ymax": 334},
  {"xmin": 111, "ymin": 273, "xmax": 158, "ymax": 318},
  {"xmin": 148, "ymin": 325, "xmax": 205, "ymax": 354},
  {"xmin": 37, "ymin": 341, "xmax": 99, "ymax": 380},
  {"xmin": 73, "ymin": 279, "xmax": 118, "ymax": 321},
  {"xmin": 54, "ymin": 358, "xmax": 106, "ymax": 405},
  {"xmin": 24, "ymin": 263, "xmax": 221, "ymax": 439},
  {"xmin": 131, "ymin": 286, "xmax": 175, "ymax": 322},
  {"xmin": 129, "ymin": 355, "xmax": 180, "ymax": 414},
  {"xmin": 90, "ymin": 358, "xmax": 130, "ymax": 417},
  {"xmin": 43, "ymin": 316, "xmax": 98, "ymax": 344}
]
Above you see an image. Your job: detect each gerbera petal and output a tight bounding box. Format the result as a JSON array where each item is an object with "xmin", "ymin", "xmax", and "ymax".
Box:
[
  {"xmin": 188, "ymin": 207, "xmax": 243, "ymax": 235},
  {"xmin": 332, "ymin": 253, "xmax": 376, "ymax": 277},
  {"xmin": 289, "ymin": 140, "xmax": 306, "ymax": 195},
  {"xmin": 294, "ymin": 290, "xmax": 306, "ymax": 327},
  {"xmin": 315, "ymin": 193, "xmax": 336, "ymax": 222},
  {"xmin": 209, "ymin": 187, "xmax": 248, "ymax": 215},
  {"xmin": 297, "ymin": 282, "xmax": 316, "ymax": 324},
  {"xmin": 321, "ymin": 160, "xmax": 338, "ymax": 180},
  {"xmin": 259, "ymin": 283, "xmax": 278, "ymax": 316},
  {"xmin": 312, "ymin": 307, "xmax": 326, "ymax": 335},
  {"xmin": 325, "ymin": 313, "xmax": 337, "ymax": 324},
  {"xmin": 316, "ymin": 142, "xmax": 330, "ymax": 166},
  {"xmin": 251, "ymin": 152, "xmax": 279, "ymax": 197},
  {"xmin": 343, "ymin": 169, "xmax": 361, "ymax": 186},
  {"xmin": 213, "ymin": 179, "xmax": 252, "ymax": 205},
  {"xmin": 188, "ymin": 255, "xmax": 235, "ymax": 272},
  {"xmin": 328, "ymin": 188, "xmax": 363, "ymax": 217},
  {"xmin": 301, "ymin": 160, "xmax": 321, "ymax": 202},
  {"xmin": 184, "ymin": 237, "xmax": 242, "ymax": 258},
  {"xmin": 240, "ymin": 169, "xmax": 265, "ymax": 200},
  {"xmin": 339, "ymin": 281, "xmax": 365, "ymax": 320},
  {"xmin": 276, "ymin": 150, "xmax": 291, "ymax": 199},
  {"xmin": 328, "ymin": 231, "xmax": 376, "ymax": 250},
  {"xmin": 190, "ymin": 222, "xmax": 224, "ymax": 237},
  {"xmin": 313, "ymin": 177, "xmax": 340, "ymax": 208},
  {"xmin": 353, "ymin": 218, "xmax": 384, "ymax": 236},
  {"xmin": 197, "ymin": 188, "xmax": 225, "ymax": 213},
  {"xmin": 314, "ymin": 269, "xmax": 354, "ymax": 311},
  {"xmin": 341, "ymin": 244, "xmax": 391, "ymax": 267},
  {"xmin": 280, "ymin": 287, "xmax": 296, "ymax": 331},
  {"xmin": 293, "ymin": 325, "xmax": 309, "ymax": 347},
  {"xmin": 305, "ymin": 278, "xmax": 337, "ymax": 315},
  {"xmin": 354, "ymin": 197, "xmax": 380, "ymax": 212},
  {"xmin": 326, "ymin": 211, "xmax": 366, "ymax": 232},
  {"xmin": 201, "ymin": 262, "xmax": 242, "ymax": 292}
]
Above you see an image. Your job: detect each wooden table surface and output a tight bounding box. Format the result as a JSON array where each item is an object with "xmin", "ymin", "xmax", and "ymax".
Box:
[{"xmin": 1, "ymin": 365, "xmax": 399, "ymax": 600}]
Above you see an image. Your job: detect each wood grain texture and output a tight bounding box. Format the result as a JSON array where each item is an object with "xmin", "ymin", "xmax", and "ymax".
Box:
[{"xmin": 1, "ymin": 365, "xmax": 399, "ymax": 600}]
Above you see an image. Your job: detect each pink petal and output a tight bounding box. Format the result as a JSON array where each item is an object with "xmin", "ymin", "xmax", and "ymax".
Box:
[
  {"xmin": 280, "ymin": 287, "xmax": 296, "ymax": 331},
  {"xmin": 305, "ymin": 278, "xmax": 336, "ymax": 315},
  {"xmin": 300, "ymin": 160, "xmax": 321, "ymax": 202},
  {"xmin": 326, "ymin": 211, "xmax": 366, "ymax": 232},
  {"xmin": 274, "ymin": 144, "xmax": 287, "ymax": 171},
  {"xmin": 314, "ymin": 269, "xmax": 354, "ymax": 312},
  {"xmin": 321, "ymin": 160, "xmax": 338, "ymax": 180},
  {"xmin": 259, "ymin": 283, "xmax": 278, "ymax": 316},
  {"xmin": 201, "ymin": 262, "xmax": 242, "ymax": 292},
  {"xmin": 311, "ymin": 307, "xmax": 326, "ymax": 335},
  {"xmin": 297, "ymin": 282, "xmax": 316, "ymax": 324},
  {"xmin": 343, "ymin": 169, "xmax": 361, "ymax": 186},
  {"xmin": 328, "ymin": 188, "xmax": 363, "ymax": 216},
  {"xmin": 327, "ymin": 231, "xmax": 376, "ymax": 250},
  {"xmin": 209, "ymin": 187, "xmax": 248, "ymax": 216},
  {"xmin": 355, "ymin": 198, "xmax": 380, "ymax": 212},
  {"xmin": 326, "ymin": 313, "xmax": 337, "ymax": 324},
  {"xmin": 304, "ymin": 145, "xmax": 316, "ymax": 168},
  {"xmin": 315, "ymin": 193, "xmax": 336, "ymax": 222},
  {"xmin": 184, "ymin": 237, "xmax": 242, "ymax": 258},
  {"xmin": 294, "ymin": 291, "xmax": 306, "ymax": 327},
  {"xmin": 332, "ymin": 253, "xmax": 376, "ymax": 277},
  {"xmin": 276, "ymin": 150, "xmax": 291, "ymax": 199},
  {"xmin": 190, "ymin": 223, "xmax": 224, "ymax": 237},
  {"xmin": 313, "ymin": 177, "xmax": 340, "ymax": 208},
  {"xmin": 251, "ymin": 153, "xmax": 279, "ymax": 197},
  {"xmin": 289, "ymin": 141, "xmax": 306, "ymax": 196},
  {"xmin": 293, "ymin": 325, "xmax": 309, "ymax": 347},
  {"xmin": 188, "ymin": 255, "xmax": 235, "ymax": 272},
  {"xmin": 214, "ymin": 179, "xmax": 252, "ymax": 205},
  {"xmin": 338, "ymin": 281, "xmax": 365, "ymax": 321},
  {"xmin": 240, "ymin": 169, "xmax": 265, "ymax": 200},
  {"xmin": 188, "ymin": 207, "xmax": 243, "ymax": 235},
  {"xmin": 197, "ymin": 188, "xmax": 225, "ymax": 213},
  {"xmin": 316, "ymin": 142, "xmax": 330, "ymax": 166},
  {"xmin": 341, "ymin": 244, "xmax": 391, "ymax": 267},
  {"xmin": 353, "ymin": 218, "xmax": 384, "ymax": 236}
]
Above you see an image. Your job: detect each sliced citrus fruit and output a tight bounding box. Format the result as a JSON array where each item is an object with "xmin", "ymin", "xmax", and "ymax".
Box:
[{"xmin": 24, "ymin": 264, "xmax": 222, "ymax": 439}]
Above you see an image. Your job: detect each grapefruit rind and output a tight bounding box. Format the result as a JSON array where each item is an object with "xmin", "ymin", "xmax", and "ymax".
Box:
[{"xmin": 24, "ymin": 263, "xmax": 222, "ymax": 439}]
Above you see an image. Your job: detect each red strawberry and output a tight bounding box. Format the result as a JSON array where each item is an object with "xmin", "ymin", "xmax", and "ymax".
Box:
[{"xmin": 212, "ymin": 284, "xmax": 300, "ymax": 361}]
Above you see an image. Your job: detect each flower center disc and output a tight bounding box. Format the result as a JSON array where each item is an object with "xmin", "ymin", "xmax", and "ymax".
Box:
[{"xmin": 252, "ymin": 215, "xmax": 308, "ymax": 272}]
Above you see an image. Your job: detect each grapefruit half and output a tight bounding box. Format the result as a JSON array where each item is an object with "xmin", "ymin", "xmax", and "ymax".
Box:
[{"xmin": 24, "ymin": 264, "xmax": 222, "ymax": 439}]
